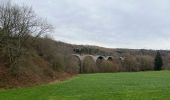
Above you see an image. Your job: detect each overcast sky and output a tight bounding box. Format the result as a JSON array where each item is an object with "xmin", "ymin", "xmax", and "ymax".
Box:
[{"xmin": 7, "ymin": 0, "xmax": 170, "ymax": 49}]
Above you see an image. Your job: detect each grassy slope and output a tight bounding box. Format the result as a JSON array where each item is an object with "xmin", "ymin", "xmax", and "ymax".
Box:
[{"xmin": 0, "ymin": 71, "xmax": 170, "ymax": 100}]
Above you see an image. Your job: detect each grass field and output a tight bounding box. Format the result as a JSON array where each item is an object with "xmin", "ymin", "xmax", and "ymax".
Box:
[{"xmin": 1, "ymin": 71, "xmax": 170, "ymax": 100}]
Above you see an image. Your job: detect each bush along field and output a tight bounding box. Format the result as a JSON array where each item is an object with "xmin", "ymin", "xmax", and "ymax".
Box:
[{"xmin": 0, "ymin": 71, "xmax": 170, "ymax": 100}]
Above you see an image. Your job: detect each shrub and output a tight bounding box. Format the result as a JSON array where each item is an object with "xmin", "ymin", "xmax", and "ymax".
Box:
[
  {"xmin": 65, "ymin": 56, "xmax": 80, "ymax": 74},
  {"xmin": 136, "ymin": 55, "xmax": 154, "ymax": 71},
  {"xmin": 121, "ymin": 55, "xmax": 139, "ymax": 72}
]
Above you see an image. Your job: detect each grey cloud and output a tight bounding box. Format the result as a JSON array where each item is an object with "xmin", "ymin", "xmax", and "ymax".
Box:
[{"xmin": 13, "ymin": 0, "xmax": 170, "ymax": 49}]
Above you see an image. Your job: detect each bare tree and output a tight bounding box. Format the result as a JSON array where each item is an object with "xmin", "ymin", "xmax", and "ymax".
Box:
[{"xmin": 0, "ymin": 1, "xmax": 53, "ymax": 66}]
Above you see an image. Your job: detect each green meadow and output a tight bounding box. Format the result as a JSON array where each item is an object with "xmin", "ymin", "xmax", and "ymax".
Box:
[{"xmin": 1, "ymin": 71, "xmax": 170, "ymax": 100}]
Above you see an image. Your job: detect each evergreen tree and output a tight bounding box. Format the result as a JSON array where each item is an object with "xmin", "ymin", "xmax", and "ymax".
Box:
[{"xmin": 154, "ymin": 51, "xmax": 163, "ymax": 71}]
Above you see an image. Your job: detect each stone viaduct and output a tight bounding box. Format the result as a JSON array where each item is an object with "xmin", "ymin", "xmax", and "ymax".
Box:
[{"xmin": 71, "ymin": 54, "xmax": 114, "ymax": 73}]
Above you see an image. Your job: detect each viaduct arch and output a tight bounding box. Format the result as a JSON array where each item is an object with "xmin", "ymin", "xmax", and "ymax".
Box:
[
  {"xmin": 72, "ymin": 54, "xmax": 112, "ymax": 63},
  {"xmin": 71, "ymin": 54, "xmax": 114, "ymax": 73}
]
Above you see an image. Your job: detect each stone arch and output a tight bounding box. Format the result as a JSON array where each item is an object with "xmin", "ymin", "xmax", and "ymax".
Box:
[
  {"xmin": 97, "ymin": 56, "xmax": 105, "ymax": 61},
  {"xmin": 95, "ymin": 56, "xmax": 105, "ymax": 71},
  {"xmin": 82, "ymin": 55, "xmax": 96, "ymax": 73},
  {"xmin": 106, "ymin": 56, "xmax": 113, "ymax": 61},
  {"xmin": 71, "ymin": 54, "xmax": 83, "ymax": 73},
  {"xmin": 84, "ymin": 55, "xmax": 96, "ymax": 63},
  {"xmin": 96, "ymin": 56, "xmax": 105, "ymax": 64}
]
